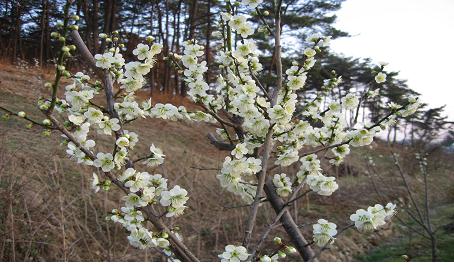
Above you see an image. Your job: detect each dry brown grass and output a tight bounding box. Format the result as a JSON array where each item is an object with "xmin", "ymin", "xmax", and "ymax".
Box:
[{"xmin": 0, "ymin": 65, "xmax": 452, "ymax": 261}]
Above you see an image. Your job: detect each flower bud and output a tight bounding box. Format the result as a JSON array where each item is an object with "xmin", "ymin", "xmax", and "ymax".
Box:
[
  {"xmin": 69, "ymin": 25, "xmax": 79, "ymax": 30},
  {"xmin": 18, "ymin": 111, "xmax": 26, "ymax": 118},
  {"xmin": 42, "ymin": 119, "xmax": 51, "ymax": 126},
  {"xmin": 286, "ymin": 246, "xmax": 297, "ymax": 254},
  {"xmin": 99, "ymin": 33, "xmax": 108, "ymax": 39},
  {"xmin": 50, "ymin": 32, "xmax": 60, "ymax": 39},
  {"xmin": 71, "ymin": 15, "xmax": 80, "ymax": 21},
  {"xmin": 62, "ymin": 46, "xmax": 70, "ymax": 52},
  {"xmin": 42, "ymin": 129, "xmax": 51, "ymax": 136},
  {"xmin": 102, "ymin": 180, "xmax": 112, "ymax": 191},
  {"xmin": 69, "ymin": 45, "xmax": 76, "ymax": 51},
  {"xmin": 278, "ymin": 251, "xmax": 286, "ymax": 258},
  {"xmin": 273, "ymin": 237, "xmax": 282, "ymax": 245},
  {"xmin": 39, "ymin": 103, "xmax": 49, "ymax": 110},
  {"xmin": 58, "ymin": 36, "xmax": 65, "ymax": 42},
  {"xmin": 263, "ymin": 10, "xmax": 270, "ymax": 16}
]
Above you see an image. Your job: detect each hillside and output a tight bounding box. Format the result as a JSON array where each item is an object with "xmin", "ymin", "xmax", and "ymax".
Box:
[{"xmin": 0, "ymin": 64, "xmax": 453, "ymax": 261}]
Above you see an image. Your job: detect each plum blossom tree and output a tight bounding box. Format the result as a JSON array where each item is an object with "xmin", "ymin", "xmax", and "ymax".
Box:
[{"xmin": 0, "ymin": 0, "xmax": 421, "ymax": 261}]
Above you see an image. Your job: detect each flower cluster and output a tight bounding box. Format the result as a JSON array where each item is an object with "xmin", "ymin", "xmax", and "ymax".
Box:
[
  {"xmin": 350, "ymin": 203, "xmax": 396, "ymax": 232},
  {"xmin": 225, "ymin": 13, "xmax": 254, "ymax": 38},
  {"xmin": 110, "ymin": 167, "xmax": 189, "ymax": 250},
  {"xmin": 49, "ymin": 36, "xmax": 199, "ymax": 257},
  {"xmin": 297, "ymin": 155, "xmax": 338, "ymax": 196},
  {"xmin": 217, "ymin": 156, "xmax": 261, "ymax": 203}
]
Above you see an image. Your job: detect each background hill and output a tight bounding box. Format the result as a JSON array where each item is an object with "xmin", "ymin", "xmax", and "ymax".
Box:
[{"xmin": 0, "ymin": 64, "xmax": 453, "ymax": 261}]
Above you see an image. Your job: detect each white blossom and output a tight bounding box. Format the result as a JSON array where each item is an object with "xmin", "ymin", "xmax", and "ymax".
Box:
[
  {"xmin": 273, "ymin": 173, "xmax": 292, "ymax": 198},
  {"xmin": 350, "ymin": 203, "xmax": 396, "ymax": 232},
  {"xmin": 375, "ymin": 72, "xmax": 387, "ymax": 83},
  {"xmin": 143, "ymin": 144, "xmax": 165, "ymax": 167},
  {"xmin": 342, "ymin": 93, "xmax": 359, "ymax": 110},
  {"xmin": 160, "ymin": 185, "xmax": 189, "ymax": 217},
  {"xmin": 91, "ymin": 173, "xmax": 100, "ymax": 193},
  {"xmin": 98, "ymin": 117, "xmax": 120, "ymax": 135},
  {"xmin": 313, "ymin": 219, "xmax": 337, "ymax": 247},
  {"xmin": 218, "ymin": 245, "xmax": 249, "ymax": 262},
  {"xmin": 242, "ymin": 0, "xmax": 263, "ymax": 8},
  {"xmin": 231, "ymin": 143, "xmax": 249, "ymax": 159},
  {"xmin": 93, "ymin": 152, "xmax": 115, "ymax": 172}
]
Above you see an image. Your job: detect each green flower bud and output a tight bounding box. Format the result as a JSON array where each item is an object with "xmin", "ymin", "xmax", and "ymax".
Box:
[
  {"xmin": 278, "ymin": 251, "xmax": 286, "ymax": 258},
  {"xmin": 102, "ymin": 180, "xmax": 112, "ymax": 191},
  {"xmin": 42, "ymin": 129, "xmax": 51, "ymax": 136},
  {"xmin": 146, "ymin": 36, "xmax": 155, "ymax": 42},
  {"xmin": 50, "ymin": 32, "xmax": 60, "ymax": 38},
  {"xmin": 39, "ymin": 103, "xmax": 49, "ymax": 110},
  {"xmin": 42, "ymin": 119, "xmax": 51, "ymax": 126},
  {"xmin": 286, "ymin": 246, "xmax": 297, "ymax": 254}
]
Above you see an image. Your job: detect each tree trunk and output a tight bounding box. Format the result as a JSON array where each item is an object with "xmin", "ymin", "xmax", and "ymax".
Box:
[{"xmin": 264, "ymin": 183, "xmax": 315, "ymax": 260}]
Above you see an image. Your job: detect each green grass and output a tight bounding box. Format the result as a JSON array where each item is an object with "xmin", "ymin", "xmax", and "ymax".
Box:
[{"xmin": 357, "ymin": 204, "xmax": 454, "ymax": 261}]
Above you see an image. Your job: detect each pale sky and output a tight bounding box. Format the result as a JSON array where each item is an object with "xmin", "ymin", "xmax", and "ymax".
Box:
[{"xmin": 330, "ymin": 0, "xmax": 454, "ymax": 120}]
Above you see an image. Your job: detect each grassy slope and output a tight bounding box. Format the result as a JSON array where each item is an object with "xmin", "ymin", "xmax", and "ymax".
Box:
[
  {"xmin": 0, "ymin": 64, "xmax": 453, "ymax": 261},
  {"xmin": 358, "ymin": 204, "xmax": 454, "ymax": 262}
]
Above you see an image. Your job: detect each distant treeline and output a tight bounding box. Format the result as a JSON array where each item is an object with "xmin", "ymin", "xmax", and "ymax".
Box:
[{"xmin": 0, "ymin": 0, "xmax": 452, "ymax": 146}]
